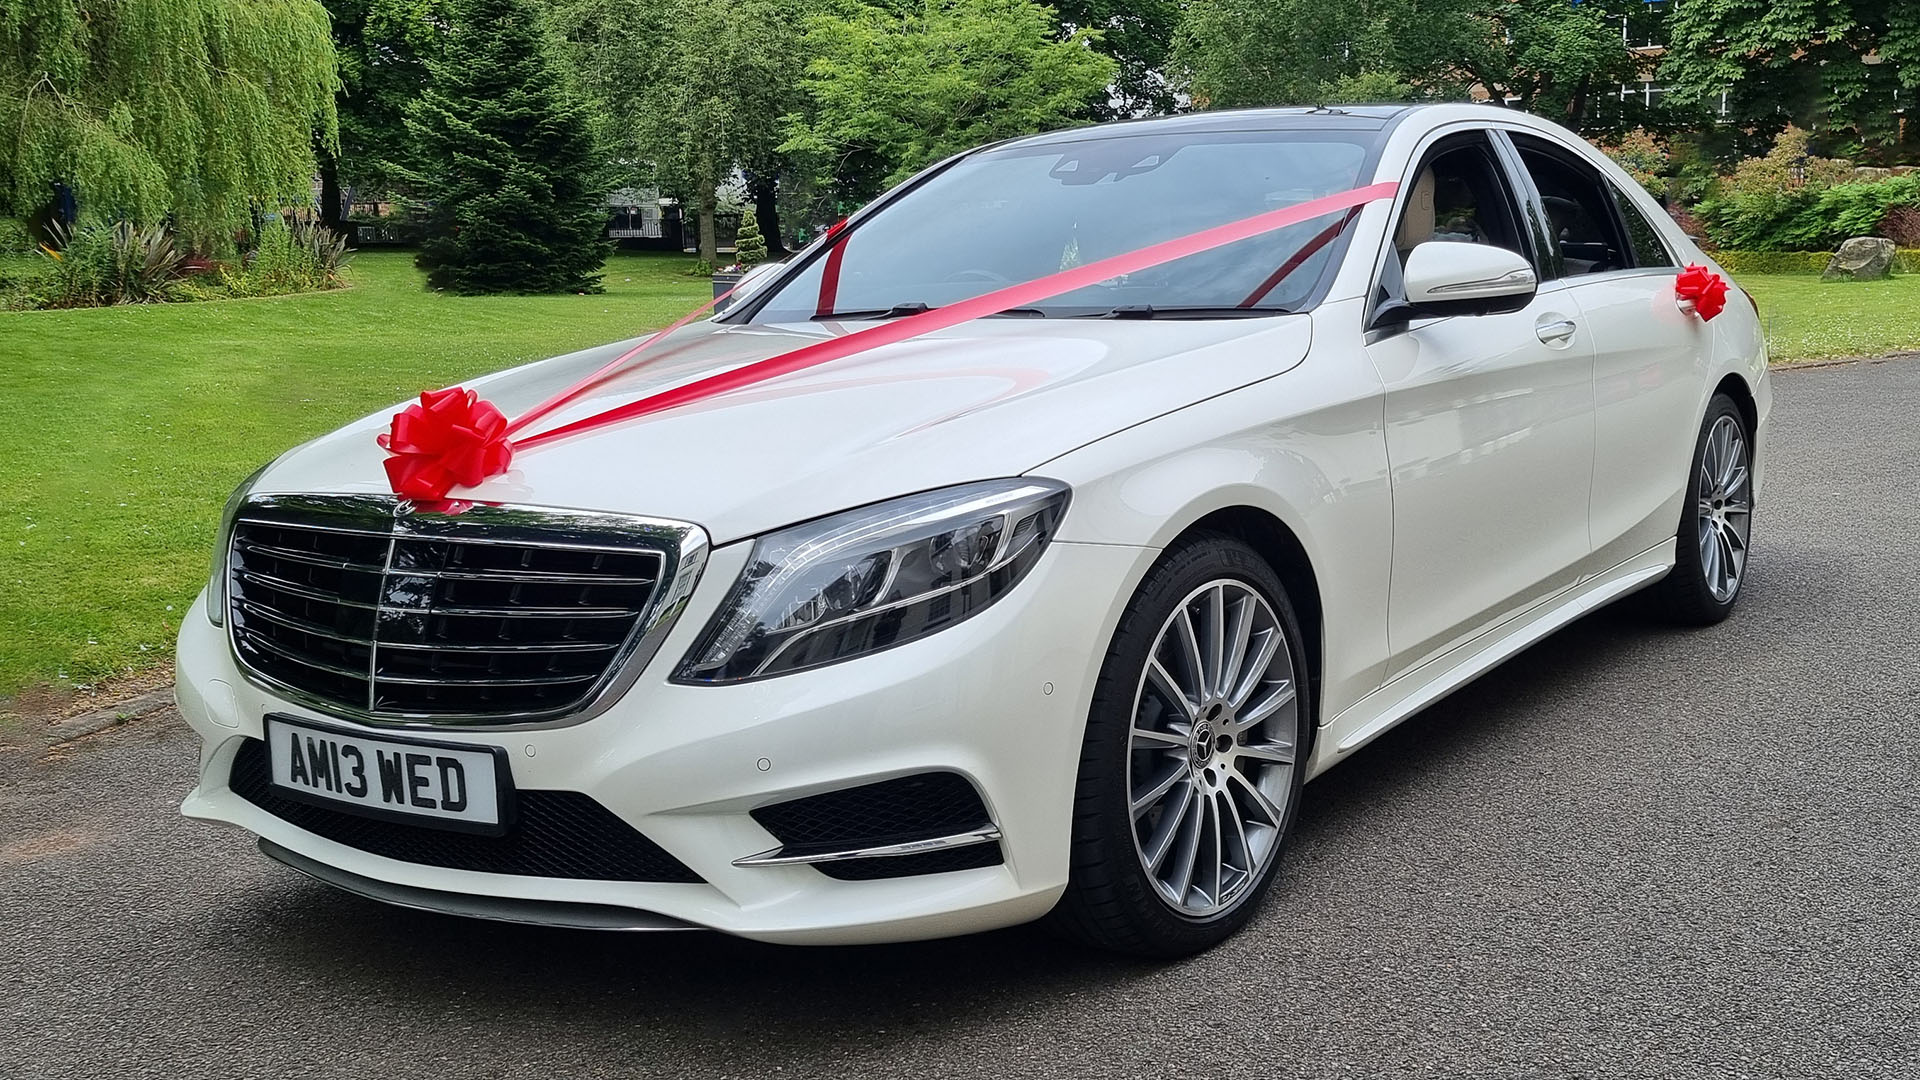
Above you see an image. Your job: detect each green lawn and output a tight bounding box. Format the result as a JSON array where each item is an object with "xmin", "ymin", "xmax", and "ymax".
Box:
[
  {"xmin": 1738, "ymin": 272, "xmax": 1920, "ymax": 362},
  {"xmin": 0, "ymin": 251, "xmax": 707, "ymax": 696},
  {"xmin": 2, "ymin": 257, "xmax": 1915, "ymax": 696}
]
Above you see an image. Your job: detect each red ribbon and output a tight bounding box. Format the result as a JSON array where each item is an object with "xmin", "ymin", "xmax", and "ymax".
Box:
[
  {"xmin": 378, "ymin": 181, "xmax": 1400, "ymax": 498},
  {"xmin": 1675, "ymin": 263, "xmax": 1728, "ymax": 321},
  {"xmin": 376, "ymin": 388, "xmax": 513, "ymax": 501}
]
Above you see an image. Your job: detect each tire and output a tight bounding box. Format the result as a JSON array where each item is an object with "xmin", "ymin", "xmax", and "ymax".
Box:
[
  {"xmin": 1047, "ymin": 533, "xmax": 1312, "ymax": 958},
  {"xmin": 1648, "ymin": 393, "xmax": 1754, "ymax": 625}
]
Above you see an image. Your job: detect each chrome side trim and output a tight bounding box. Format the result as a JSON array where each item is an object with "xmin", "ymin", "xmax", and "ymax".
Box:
[
  {"xmin": 732, "ymin": 825, "xmax": 1003, "ymax": 867},
  {"xmin": 225, "ymin": 494, "xmax": 710, "ymax": 731},
  {"xmin": 259, "ymin": 840, "xmax": 705, "ymax": 932}
]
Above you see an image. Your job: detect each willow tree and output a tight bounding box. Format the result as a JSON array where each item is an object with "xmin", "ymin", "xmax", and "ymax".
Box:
[{"xmin": 0, "ymin": 0, "xmax": 339, "ymax": 248}]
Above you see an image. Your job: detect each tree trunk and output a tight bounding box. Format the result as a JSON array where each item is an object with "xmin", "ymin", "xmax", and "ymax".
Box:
[
  {"xmin": 1565, "ymin": 75, "xmax": 1592, "ymax": 132},
  {"xmin": 698, "ymin": 189, "xmax": 718, "ymax": 265},
  {"xmin": 317, "ymin": 143, "xmax": 345, "ymax": 233},
  {"xmin": 750, "ymin": 174, "xmax": 785, "ymax": 256}
]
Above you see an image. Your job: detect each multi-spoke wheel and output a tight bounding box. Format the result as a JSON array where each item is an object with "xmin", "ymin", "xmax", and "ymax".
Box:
[
  {"xmin": 1128, "ymin": 580, "xmax": 1297, "ymax": 917},
  {"xmin": 1050, "ymin": 534, "xmax": 1309, "ymax": 957},
  {"xmin": 1695, "ymin": 414, "xmax": 1751, "ymax": 602},
  {"xmin": 1651, "ymin": 393, "xmax": 1755, "ymax": 624}
]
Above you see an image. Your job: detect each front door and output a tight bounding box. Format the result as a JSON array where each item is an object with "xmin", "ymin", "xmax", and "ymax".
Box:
[{"xmin": 1365, "ymin": 131, "xmax": 1597, "ymax": 677}]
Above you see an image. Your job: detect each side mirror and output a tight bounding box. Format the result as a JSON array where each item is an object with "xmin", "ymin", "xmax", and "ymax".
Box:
[
  {"xmin": 1373, "ymin": 242, "xmax": 1538, "ymax": 328},
  {"xmin": 715, "ymin": 259, "xmax": 786, "ymax": 313}
]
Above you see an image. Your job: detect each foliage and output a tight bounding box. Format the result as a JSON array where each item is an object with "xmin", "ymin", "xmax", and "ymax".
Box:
[
  {"xmin": 202, "ymin": 221, "xmax": 353, "ymax": 298},
  {"xmin": 406, "ymin": 0, "xmax": 609, "ymax": 294},
  {"xmin": 34, "ymin": 221, "xmax": 186, "ymax": 306},
  {"xmin": 0, "ymin": 0, "xmax": 340, "ymax": 250},
  {"xmin": 1172, "ymin": 0, "xmax": 1649, "ymax": 134},
  {"xmin": 1713, "ymin": 248, "xmax": 1920, "ymax": 275},
  {"xmin": 1772, "ymin": 175, "xmax": 1920, "ymax": 252},
  {"xmin": 0, "ymin": 217, "xmax": 31, "ymax": 253},
  {"xmin": 734, "ymin": 207, "xmax": 768, "ymax": 266},
  {"xmin": 14, "ymin": 219, "xmax": 352, "ymax": 308},
  {"xmin": 323, "ymin": 0, "xmax": 451, "ymax": 194},
  {"xmin": 783, "ymin": 0, "xmax": 1116, "ymax": 202},
  {"xmin": 1695, "ymin": 127, "xmax": 1855, "ymax": 250},
  {"xmin": 1663, "ymin": 0, "xmax": 1920, "ymax": 159},
  {"xmin": 1711, "ymin": 251, "xmax": 1838, "ymax": 276},
  {"xmin": 0, "ymin": 250, "xmax": 707, "ymax": 693},
  {"xmin": 555, "ymin": 0, "xmax": 812, "ymax": 263},
  {"xmin": 1054, "ymin": 0, "xmax": 1179, "ymax": 118},
  {"xmin": 1603, "ymin": 130, "xmax": 1669, "ymax": 200}
]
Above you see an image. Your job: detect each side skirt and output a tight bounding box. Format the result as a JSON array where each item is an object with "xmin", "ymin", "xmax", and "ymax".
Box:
[{"xmin": 1309, "ymin": 540, "xmax": 1674, "ymax": 776}]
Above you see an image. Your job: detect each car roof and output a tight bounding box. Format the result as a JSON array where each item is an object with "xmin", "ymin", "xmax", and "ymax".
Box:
[{"xmin": 994, "ymin": 103, "xmax": 1551, "ymax": 153}]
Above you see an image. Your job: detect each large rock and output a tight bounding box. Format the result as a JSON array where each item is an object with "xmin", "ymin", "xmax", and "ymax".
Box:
[{"xmin": 1822, "ymin": 237, "xmax": 1896, "ymax": 282}]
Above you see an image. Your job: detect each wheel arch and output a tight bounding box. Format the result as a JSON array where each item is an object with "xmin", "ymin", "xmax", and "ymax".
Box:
[
  {"xmin": 1165, "ymin": 505, "xmax": 1325, "ymax": 734},
  {"xmin": 1714, "ymin": 371, "xmax": 1759, "ymax": 450}
]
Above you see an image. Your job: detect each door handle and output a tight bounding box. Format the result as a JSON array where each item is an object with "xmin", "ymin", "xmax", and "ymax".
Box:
[{"xmin": 1535, "ymin": 317, "xmax": 1578, "ymax": 345}]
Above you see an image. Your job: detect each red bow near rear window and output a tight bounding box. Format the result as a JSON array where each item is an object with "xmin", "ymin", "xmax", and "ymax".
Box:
[{"xmin": 1675, "ymin": 264, "xmax": 1729, "ymax": 321}]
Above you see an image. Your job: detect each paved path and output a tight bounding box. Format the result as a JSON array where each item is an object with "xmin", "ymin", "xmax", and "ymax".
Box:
[{"xmin": 4, "ymin": 358, "xmax": 1915, "ymax": 1079}]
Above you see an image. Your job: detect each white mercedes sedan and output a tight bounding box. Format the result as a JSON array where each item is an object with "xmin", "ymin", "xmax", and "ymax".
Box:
[{"xmin": 177, "ymin": 104, "xmax": 1768, "ymax": 957}]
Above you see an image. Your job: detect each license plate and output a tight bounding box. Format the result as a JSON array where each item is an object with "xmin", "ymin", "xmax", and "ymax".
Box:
[{"xmin": 263, "ymin": 716, "xmax": 512, "ymax": 834}]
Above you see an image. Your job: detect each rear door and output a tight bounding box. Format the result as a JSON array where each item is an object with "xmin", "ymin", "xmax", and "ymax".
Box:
[
  {"xmin": 1503, "ymin": 131, "xmax": 1709, "ymax": 571},
  {"xmin": 1364, "ymin": 129, "xmax": 1597, "ymax": 677}
]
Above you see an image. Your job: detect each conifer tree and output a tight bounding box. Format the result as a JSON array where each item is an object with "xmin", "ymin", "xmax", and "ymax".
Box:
[
  {"xmin": 407, "ymin": 0, "xmax": 607, "ymax": 293},
  {"xmin": 734, "ymin": 207, "xmax": 768, "ymax": 266}
]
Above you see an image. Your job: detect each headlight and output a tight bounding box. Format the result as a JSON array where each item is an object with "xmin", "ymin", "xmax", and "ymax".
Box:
[
  {"xmin": 674, "ymin": 478, "xmax": 1070, "ymax": 683},
  {"xmin": 206, "ymin": 463, "xmax": 270, "ymax": 627}
]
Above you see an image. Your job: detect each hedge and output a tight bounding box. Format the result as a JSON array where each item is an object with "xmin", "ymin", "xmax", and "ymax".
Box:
[{"xmin": 1712, "ymin": 249, "xmax": 1920, "ymax": 276}]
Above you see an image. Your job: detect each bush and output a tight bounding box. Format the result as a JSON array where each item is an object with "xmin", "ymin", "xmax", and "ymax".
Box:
[
  {"xmin": 1712, "ymin": 251, "xmax": 1834, "ymax": 276},
  {"xmin": 1771, "ymin": 174, "xmax": 1920, "ymax": 251},
  {"xmin": 1696, "ymin": 126, "xmax": 1854, "ymax": 250},
  {"xmin": 200, "ymin": 221, "xmax": 351, "ymax": 298},
  {"xmin": 735, "ymin": 207, "xmax": 768, "ymax": 267},
  {"xmin": 36, "ymin": 222, "xmax": 186, "ymax": 306},
  {"xmin": 0, "ymin": 217, "xmax": 33, "ymax": 254},
  {"xmin": 1603, "ymin": 130, "xmax": 1668, "ymax": 200},
  {"xmin": 1712, "ymin": 248, "xmax": 1920, "ymax": 276}
]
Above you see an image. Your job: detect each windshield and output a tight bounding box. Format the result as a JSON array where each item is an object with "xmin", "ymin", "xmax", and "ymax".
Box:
[{"xmin": 743, "ymin": 129, "xmax": 1381, "ymax": 322}]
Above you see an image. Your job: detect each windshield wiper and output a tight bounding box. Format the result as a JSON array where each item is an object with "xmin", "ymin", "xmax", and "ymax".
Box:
[
  {"xmin": 813, "ymin": 302, "xmax": 933, "ymax": 320},
  {"xmin": 1083, "ymin": 305, "xmax": 1292, "ymax": 320},
  {"xmin": 815, "ymin": 303, "xmax": 1055, "ymax": 320}
]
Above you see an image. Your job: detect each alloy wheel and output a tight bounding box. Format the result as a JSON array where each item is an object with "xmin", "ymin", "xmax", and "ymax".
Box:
[
  {"xmin": 1127, "ymin": 579, "xmax": 1300, "ymax": 919},
  {"xmin": 1697, "ymin": 414, "xmax": 1752, "ymax": 603}
]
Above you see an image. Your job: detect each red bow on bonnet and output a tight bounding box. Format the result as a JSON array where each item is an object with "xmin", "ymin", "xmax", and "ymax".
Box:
[
  {"xmin": 1675, "ymin": 263, "xmax": 1729, "ymax": 321},
  {"xmin": 376, "ymin": 387, "xmax": 513, "ymax": 500}
]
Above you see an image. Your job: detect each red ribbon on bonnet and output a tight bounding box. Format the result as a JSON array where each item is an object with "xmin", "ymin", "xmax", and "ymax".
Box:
[
  {"xmin": 377, "ymin": 181, "xmax": 1402, "ymax": 499},
  {"xmin": 1675, "ymin": 263, "xmax": 1729, "ymax": 321}
]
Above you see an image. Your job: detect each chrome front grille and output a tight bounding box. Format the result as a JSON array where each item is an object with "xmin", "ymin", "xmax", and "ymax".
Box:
[{"xmin": 225, "ymin": 495, "xmax": 707, "ymax": 728}]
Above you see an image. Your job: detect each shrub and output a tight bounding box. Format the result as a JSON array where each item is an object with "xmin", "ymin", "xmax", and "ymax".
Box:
[
  {"xmin": 1696, "ymin": 126, "xmax": 1854, "ymax": 251},
  {"xmin": 1772, "ymin": 174, "xmax": 1920, "ymax": 251},
  {"xmin": 1603, "ymin": 130, "xmax": 1668, "ymax": 200},
  {"xmin": 1876, "ymin": 205, "xmax": 1920, "ymax": 247},
  {"xmin": 1711, "ymin": 248, "xmax": 1920, "ymax": 275},
  {"xmin": 36, "ymin": 221, "xmax": 187, "ymax": 306},
  {"xmin": 0, "ymin": 217, "xmax": 32, "ymax": 253},
  {"xmin": 1711, "ymin": 251, "xmax": 1834, "ymax": 276},
  {"xmin": 735, "ymin": 207, "xmax": 768, "ymax": 267},
  {"xmin": 212, "ymin": 220, "xmax": 351, "ymax": 297}
]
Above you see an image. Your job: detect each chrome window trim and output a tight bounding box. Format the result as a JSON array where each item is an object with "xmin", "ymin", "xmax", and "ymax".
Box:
[{"xmin": 224, "ymin": 494, "xmax": 709, "ymax": 731}]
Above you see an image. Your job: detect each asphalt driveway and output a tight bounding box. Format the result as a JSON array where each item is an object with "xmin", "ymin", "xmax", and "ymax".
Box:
[{"xmin": 3, "ymin": 357, "xmax": 1915, "ymax": 1080}]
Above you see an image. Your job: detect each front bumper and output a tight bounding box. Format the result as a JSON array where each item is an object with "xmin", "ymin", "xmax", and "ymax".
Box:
[{"xmin": 177, "ymin": 538, "xmax": 1144, "ymax": 945}]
